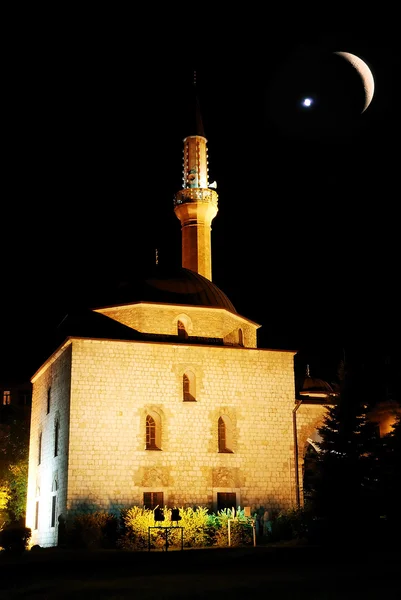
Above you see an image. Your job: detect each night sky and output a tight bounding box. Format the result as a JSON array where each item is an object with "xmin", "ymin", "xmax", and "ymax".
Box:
[{"xmin": 2, "ymin": 25, "xmax": 398, "ymax": 389}]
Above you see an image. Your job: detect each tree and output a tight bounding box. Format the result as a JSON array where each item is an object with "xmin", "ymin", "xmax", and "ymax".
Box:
[
  {"xmin": 378, "ymin": 415, "xmax": 401, "ymax": 529},
  {"xmin": 0, "ymin": 406, "xmax": 30, "ymax": 524},
  {"xmin": 307, "ymin": 356, "xmax": 381, "ymax": 535}
]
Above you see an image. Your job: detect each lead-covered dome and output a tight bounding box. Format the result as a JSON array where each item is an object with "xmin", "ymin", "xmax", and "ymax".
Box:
[
  {"xmin": 109, "ymin": 266, "xmax": 237, "ymax": 313},
  {"xmin": 299, "ymin": 365, "xmax": 339, "ymax": 401}
]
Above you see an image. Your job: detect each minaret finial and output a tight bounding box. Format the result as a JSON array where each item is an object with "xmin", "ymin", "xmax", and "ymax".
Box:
[
  {"xmin": 155, "ymin": 248, "xmax": 158, "ymax": 265},
  {"xmin": 193, "ymin": 70, "xmax": 196, "ymax": 86},
  {"xmin": 306, "ymin": 364, "xmax": 311, "ymax": 378}
]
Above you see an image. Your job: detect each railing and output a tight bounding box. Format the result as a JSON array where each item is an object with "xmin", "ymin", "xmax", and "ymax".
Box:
[{"xmin": 174, "ymin": 188, "xmax": 218, "ymax": 207}]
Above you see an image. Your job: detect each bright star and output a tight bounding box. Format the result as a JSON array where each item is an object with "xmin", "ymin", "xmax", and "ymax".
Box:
[{"xmin": 302, "ymin": 98, "xmax": 313, "ymax": 107}]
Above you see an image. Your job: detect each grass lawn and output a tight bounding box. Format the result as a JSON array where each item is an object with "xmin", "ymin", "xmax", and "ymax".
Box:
[{"xmin": 0, "ymin": 543, "xmax": 400, "ymax": 599}]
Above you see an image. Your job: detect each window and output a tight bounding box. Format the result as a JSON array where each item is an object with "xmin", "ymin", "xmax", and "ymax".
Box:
[
  {"xmin": 54, "ymin": 420, "xmax": 60, "ymax": 457},
  {"xmin": 19, "ymin": 391, "xmax": 32, "ymax": 406},
  {"xmin": 183, "ymin": 371, "xmax": 196, "ymax": 402},
  {"xmin": 218, "ymin": 416, "xmax": 233, "ymax": 453},
  {"xmin": 143, "ymin": 492, "xmax": 164, "ymax": 510},
  {"xmin": 2, "ymin": 390, "xmax": 11, "ymax": 405},
  {"xmin": 47, "ymin": 388, "xmax": 51, "ymax": 414},
  {"xmin": 217, "ymin": 492, "xmax": 236, "ymax": 512},
  {"xmin": 177, "ymin": 320, "xmax": 188, "ymax": 340},
  {"xmin": 146, "ymin": 415, "xmax": 156, "ymax": 449},
  {"xmin": 218, "ymin": 417, "xmax": 226, "ymax": 452},
  {"xmin": 35, "ymin": 500, "xmax": 39, "ymax": 530},
  {"xmin": 38, "ymin": 433, "xmax": 42, "ymax": 465},
  {"xmin": 51, "ymin": 478, "xmax": 58, "ymax": 528},
  {"xmin": 51, "ymin": 495, "xmax": 57, "ymax": 528},
  {"xmin": 146, "ymin": 414, "xmax": 161, "ymax": 450},
  {"xmin": 238, "ymin": 329, "xmax": 244, "ymax": 346}
]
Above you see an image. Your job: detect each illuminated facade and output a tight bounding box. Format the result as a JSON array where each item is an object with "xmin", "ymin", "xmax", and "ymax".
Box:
[{"xmin": 25, "ymin": 90, "xmax": 331, "ymax": 548}]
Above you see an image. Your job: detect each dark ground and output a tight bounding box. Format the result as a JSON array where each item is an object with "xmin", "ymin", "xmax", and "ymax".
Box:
[{"xmin": 0, "ymin": 543, "xmax": 400, "ymax": 599}]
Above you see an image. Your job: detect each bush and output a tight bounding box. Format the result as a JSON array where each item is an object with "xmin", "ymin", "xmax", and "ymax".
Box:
[
  {"xmin": 118, "ymin": 506, "xmax": 156, "ymax": 551},
  {"xmin": 118, "ymin": 506, "xmax": 214, "ymax": 551},
  {"xmin": 208, "ymin": 507, "xmax": 254, "ymax": 547},
  {"xmin": 118, "ymin": 506, "xmax": 253, "ymax": 551},
  {"xmin": 172, "ymin": 506, "xmax": 214, "ymax": 548},
  {"xmin": 0, "ymin": 525, "xmax": 31, "ymax": 553},
  {"xmin": 67, "ymin": 512, "xmax": 119, "ymax": 549},
  {"xmin": 267, "ymin": 509, "xmax": 310, "ymax": 543}
]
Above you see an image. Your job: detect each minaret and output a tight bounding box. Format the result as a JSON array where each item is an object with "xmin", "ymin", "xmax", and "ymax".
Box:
[{"xmin": 173, "ymin": 74, "xmax": 218, "ymax": 281}]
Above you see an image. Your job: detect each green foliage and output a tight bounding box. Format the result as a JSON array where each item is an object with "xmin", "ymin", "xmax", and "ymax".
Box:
[
  {"xmin": 173, "ymin": 506, "xmax": 214, "ymax": 547},
  {"xmin": 0, "ymin": 414, "xmax": 30, "ymax": 523},
  {"xmin": 66, "ymin": 511, "xmax": 119, "ymax": 549},
  {"xmin": 118, "ymin": 506, "xmax": 158, "ymax": 551},
  {"xmin": 0, "ymin": 525, "xmax": 31, "ymax": 553},
  {"xmin": 7, "ymin": 457, "xmax": 28, "ymax": 521},
  {"xmin": 118, "ymin": 505, "xmax": 254, "ymax": 551},
  {"xmin": 207, "ymin": 507, "xmax": 254, "ymax": 547},
  {"xmin": 0, "ymin": 483, "xmax": 11, "ymax": 512},
  {"xmin": 266, "ymin": 508, "xmax": 310, "ymax": 542},
  {"xmin": 307, "ymin": 358, "xmax": 382, "ymax": 525},
  {"xmin": 119, "ymin": 506, "xmax": 215, "ymax": 551}
]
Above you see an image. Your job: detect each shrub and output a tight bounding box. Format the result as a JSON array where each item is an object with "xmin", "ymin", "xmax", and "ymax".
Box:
[
  {"xmin": 118, "ymin": 506, "xmax": 156, "ymax": 551},
  {"xmin": 172, "ymin": 506, "xmax": 214, "ymax": 548},
  {"xmin": 267, "ymin": 508, "xmax": 310, "ymax": 543},
  {"xmin": 0, "ymin": 525, "xmax": 31, "ymax": 553},
  {"xmin": 119, "ymin": 505, "xmax": 250, "ymax": 551},
  {"xmin": 67, "ymin": 512, "xmax": 119, "ymax": 549},
  {"xmin": 118, "ymin": 506, "xmax": 213, "ymax": 551},
  {"xmin": 210, "ymin": 507, "xmax": 254, "ymax": 547}
]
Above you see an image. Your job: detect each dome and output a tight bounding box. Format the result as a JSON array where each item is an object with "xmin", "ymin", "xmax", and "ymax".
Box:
[
  {"xmin": 299, "ymin": 365, "xmax": 339, "ymax": 400},
  {"xmin": 107, "ymin": 267, "xmax": 237, "ymax": 313},
  {"xmin": 301, "ymin": 376, "xmax": 336, "ymax": 395}
]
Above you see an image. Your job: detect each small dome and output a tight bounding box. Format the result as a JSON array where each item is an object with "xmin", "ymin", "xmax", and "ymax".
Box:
[
  {"xmin": 299, "ymin": 365, "xmax": 338, "ymax": 399},
  {"xmin": 301, "ymin": 376, "xmax": 336, "ymax": 395},
  {"xmin": 108, "ymin": 267, "xmax": 237, "ymax": 313}
]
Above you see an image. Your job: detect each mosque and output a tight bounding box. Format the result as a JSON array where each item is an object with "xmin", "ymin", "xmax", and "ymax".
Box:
[{"xmin": 24, "ymin": 86, "xmax": 349, "ymax": 548}]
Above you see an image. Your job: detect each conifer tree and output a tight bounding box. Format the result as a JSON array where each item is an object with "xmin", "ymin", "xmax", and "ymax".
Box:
[
  {"xmin": 308, "ymin": 355, "xmax": 380, "ymax": 531},
  {"xmin": 379, "ymin": 415, "xmax": 401, "ymax": 530}
]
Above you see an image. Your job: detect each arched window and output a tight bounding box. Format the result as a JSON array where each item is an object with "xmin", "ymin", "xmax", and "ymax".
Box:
[
  {"xmin": 177, "ymin": 320, "xmax": 188, "ymax": 340},
  {"xmin": 218, "ymin": 416, "xmax": 233, "ymax": 453},
  {"xmin": 51, "ymin": 479, "xmax": 58, "ymax": 528},
  {"xmin": 47, "ymin": 387, "xmax": 51, "ymax": 414},
  {"xmin": 54, "ymin": 420, "xmax": 60, "ymax": 457},
  {"xmin": 146, "ymin": 415, "xmax": 156, "ymax": 449},
  {"xmin": 183, "ymin": 371, "xmax": 196, "ymax": 402},
  {"xmin": 146, "ymin": 413, "xmax": 161, "ymax": 450},
  {"xmin": 35, "ymin": 500, "xmax": 39, "ymax": 530},
  {"xmin": 238, "ymin": 329, "xmax": 244, "ymax": 346},
  {"xmin": 38, "ymin": 432, "xmax": 42, "ymax": 465}
]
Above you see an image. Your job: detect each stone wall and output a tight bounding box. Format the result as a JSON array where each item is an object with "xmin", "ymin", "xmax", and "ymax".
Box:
[
  {"xmin": 96, "ymin": 304, "xmax": 259, "ymax": 348},
  {"xmin": 26, "ymin": 345, "xmax": 72, "ymax": 547},
  {"xmin": 26, "ymin": 334, "xmax": 334, "ymax": 547},
  {"xmin": 65, "ymin": 339, "xmax": 297, "ymax": 521}
]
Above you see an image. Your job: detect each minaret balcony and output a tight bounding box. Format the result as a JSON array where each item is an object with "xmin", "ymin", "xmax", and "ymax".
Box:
[{"xmin": 174, "ymin": 188, "xmax": 218, "ymax": 208}]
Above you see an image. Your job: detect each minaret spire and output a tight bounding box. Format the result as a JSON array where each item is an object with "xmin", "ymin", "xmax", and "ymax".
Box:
[{"xmin": 173, "ymin": 74, "xmax": 218, "ymax": 281}]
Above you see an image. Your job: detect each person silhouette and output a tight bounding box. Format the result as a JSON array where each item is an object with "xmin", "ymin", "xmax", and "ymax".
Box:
[{"xmin": 57, "ymin": 514, "xmax": 66, "ymax": 547}]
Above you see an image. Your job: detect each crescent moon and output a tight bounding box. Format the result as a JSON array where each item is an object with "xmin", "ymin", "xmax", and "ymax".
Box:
[{"xmin": 334, "ymin": 51, "xmax": 375, "ymax": 112}]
